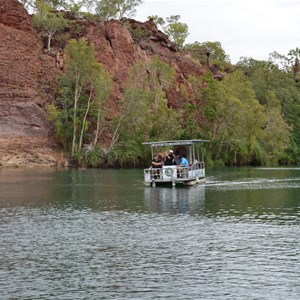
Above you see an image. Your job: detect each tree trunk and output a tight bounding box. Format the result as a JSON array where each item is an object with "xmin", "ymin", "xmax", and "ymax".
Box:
[
  {"xmin": 47, "ymin": 32, "xmax": 53, "ymax": 51},
  {"xmin": 79, "ymin": 89, "xmax": 93, "ymax": 151},
  {"xmin": 94, "ymin": 98, "xmax": 102, "ymax": 146},
  {"xmin": 72, "ymin": 75, "xmax": 82, "ymax": 156}
]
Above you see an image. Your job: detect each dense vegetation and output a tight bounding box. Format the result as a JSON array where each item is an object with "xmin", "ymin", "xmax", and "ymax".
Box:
[{"xmin": 20, "ymin": 0, "xmax": 300, "ymax": 167}]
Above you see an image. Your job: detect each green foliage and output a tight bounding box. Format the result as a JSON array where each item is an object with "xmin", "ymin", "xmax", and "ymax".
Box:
[
  {"xmin": 164, "ymin": 15, "xmax": 189, "ymax": 49},
  {"xmin": 110, "ymin": 56, "xmax": 181, "ymax": 166},
  {"xmin": 237, "ymin": 54, "xmax": 300, "ymax": 163},
  {"xmin": 53, "ymin": 32, "xmax": 70, "ymax": 49},
  {"xmin": 64, "ymin": 1, "xmax": 86, "ymax": 16},
  {"xmin": 124, "ymin": 20, "xmax": 149, "ymax": 41},
  {"xmin": 33, "ymin": 1, "xmax": 68, "ymax": 50},
  {"xmin": 147, "ymin": 14, "xmax": 189, "ymax": 49},
  {"xmin": 184, "ymin": 41, "xmax": 229, "ymax": 63},
  {"xmin": 258, "ymin": 91, "xmax": 291, "ymax": 164},
  {"xmin": 287, "ymin": 47, "xmax": 300, "ymax": 82},
  {"xmin": 179, "ymin": 76, "xmax": 204, "ymax": 139},
  {"xmin": 147, "ymin": 15, "xmax": 165, "ymax": 27},
  {"xmin": 183, "ymin": 41, "xmax": 232, "ymax": 73},
  {"xmin": 200, "ymin": 70, "xmax": 270, "ymax": 165},
  {"xmin": 83, "ymin": 144, "xmax": 103, "ymax": 167},
  {"xmin": 47, "ymin": 103, "xmax": 72, "ymax": 151},
  {"xmin": 91, "ymin": 0, "xmax": 143, "ymax": 20},
  {"xmin": 80, "ymin": 11, "xmax": 101, "ymax": 22},
  {"xmin": 48, "ymin": 38, "xmax": 112, "ymax": 165}
]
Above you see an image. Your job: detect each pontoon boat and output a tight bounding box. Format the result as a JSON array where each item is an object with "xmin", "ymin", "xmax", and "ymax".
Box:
[{"xmin": 143, "ymin": 139, "xmax": 209, "ymax": 187}]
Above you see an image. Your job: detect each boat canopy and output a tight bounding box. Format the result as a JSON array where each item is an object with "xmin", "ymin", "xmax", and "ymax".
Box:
[
  {"xmin": 142, "ymin": 139, "xmax": 209, "ymax": 147},
  {"xmin": 142, "ymin": 140, "xmax": 209, "ymax": 187}
]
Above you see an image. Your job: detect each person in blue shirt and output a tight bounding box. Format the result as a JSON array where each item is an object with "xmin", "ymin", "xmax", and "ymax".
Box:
[
  {"xmin": 177, "ymin": 154, "xmax": 189, "ymax": 178},
  {"xmin": 178, "ymin": 154, "xmax": 189, "ymax": 167}
]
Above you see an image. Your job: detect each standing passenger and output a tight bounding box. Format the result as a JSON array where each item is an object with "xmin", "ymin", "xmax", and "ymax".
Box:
[{"xmin": 164, "ymin": 150, "xmax": 175, "ymax": 166}]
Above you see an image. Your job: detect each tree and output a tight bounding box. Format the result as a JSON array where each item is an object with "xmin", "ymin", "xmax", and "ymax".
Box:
[
  {"xmin": 33, "ymin": 0, "xmax": 67, "ymax": 51},
  {"xmin": 147, "ymin": 15, "xmax": 165, "ymax": 28},
  {"xmin": 287, "ymin": 47, "xmax": 300, "ymax": 82},
  {"xmin": 48, "ymin": 38, "xmax": 112, "ymax": 162},
  {"xmin": 86, "ymin": 0, "xmax": 143, "ymax": 20},
  {"xmin": 147, "ymin": 14, "xmax": 189, "ymax": 49},
  {"xmin": 92, "ymin": 64, "xmax": 112, "ymax": 147},
  {"xmin": 20, "ymin": 0, "xmax": 73, "ymax": 13},
  {"xmin": 179, "ymin": 76, "xmax": 205, "ymax": 139},
  {"xmin": 259, "ymin": 91, "xmax": 291, "ymax": 164},
  {"xmin": 164, "ymin": 15, "xmax": 189, "ymax": 49},
  {"xmin": 237, "ymin": 55, "xmax": 300, "ymax": 163},
  {"xmin": 201, "ymin": 70, "xmax": 267, "ymax": 165},
  {"xmin": 184, "ymin": 41, "xmax": 230, "ymax": 65},
  {"xmin": 111, "ymin": 56, "xmax": 181, "ymax": 165}
]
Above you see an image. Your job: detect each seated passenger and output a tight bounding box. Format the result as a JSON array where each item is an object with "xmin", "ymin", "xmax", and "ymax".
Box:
[
  {"xmin": 178, "ymin": 154, "xmax": 189, "ymax": 167},
  {"xmin": 177, "ymin": 154, "xmax": 189, "ymax": 178},
  {"xmin": 151, "ymin": 154, "xmax": 163, "ymax": 179},
  {"xmin": 164, "ymin": 150, "xmax": 176, "ymax": 166},
  {"xmin": 152, "ymin": 154, "xmax": 163, "ymax": 168}
]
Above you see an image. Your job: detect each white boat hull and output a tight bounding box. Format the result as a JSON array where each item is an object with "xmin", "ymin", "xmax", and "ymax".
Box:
[{"xmin": 144, "ymin": 163, "xmax": 205, "ymax": 187}]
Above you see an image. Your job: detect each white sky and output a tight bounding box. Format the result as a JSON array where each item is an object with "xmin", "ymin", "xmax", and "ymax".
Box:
[{"xmin": 135, "ymin": 0, "xmax": 300, "ymax": 63}]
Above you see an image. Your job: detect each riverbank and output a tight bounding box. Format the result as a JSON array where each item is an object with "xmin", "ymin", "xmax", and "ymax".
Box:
[{"xmin": 0, "ymin": 148, "xmax": 67, "ymax": 168}]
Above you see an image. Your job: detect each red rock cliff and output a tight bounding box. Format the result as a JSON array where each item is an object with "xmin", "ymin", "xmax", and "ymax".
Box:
[
  {"xmin": 0, "ymin": 0, "xmax": 204, "ymax": 167},
  {"xmin": 0, "ymin": 0, "xmax": 60, "ymax": 166}
]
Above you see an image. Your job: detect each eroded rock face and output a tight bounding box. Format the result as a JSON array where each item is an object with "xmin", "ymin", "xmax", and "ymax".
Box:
[
  {"xmin": 0, "ymin": 0, "xmax": 205, "ymax": 167},
  {"xmin": 85, "ymin": 18, "xmax": 204, "ymax": 110},
  {"xmin": 0, "ymin": 0, "xmax": 32, "ymax": 32},
  {"xmin": 0, "ymin": 0, "xmax": 60, "ymax": 167}
]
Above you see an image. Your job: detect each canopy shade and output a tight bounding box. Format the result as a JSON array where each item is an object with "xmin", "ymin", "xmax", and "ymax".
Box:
[{"xmin": 142, "ymin": 139, "xmax": 210, "ymax": 147}]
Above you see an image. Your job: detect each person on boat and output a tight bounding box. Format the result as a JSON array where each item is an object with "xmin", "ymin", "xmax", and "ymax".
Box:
[
  {"xmin": 164, "ymin": 150, "xmax": 176, "ymax": 166},
  {"xmin": 152, "ymin": 154, "xmax": 163, "ymax": 168},
  {"xmin": 151, "ymin": 154, "xmax": 163, "ymax": 179},
  {"xmin": 177, "ymin": 154, "xmax": 189, "ymax": 167},
  {"xmin": 177, "ymin": 154, "xmax": 189, "ymax": 178}
]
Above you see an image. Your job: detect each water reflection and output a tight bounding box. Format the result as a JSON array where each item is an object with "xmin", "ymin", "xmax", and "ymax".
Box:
[
  {"xmin": 204, "ymin": 168, "xmax": 300, "ymax": 223},
  {"xmin": 0, "ymin": 167, "xmax": 299, "ymax": 223},
  {"xmin": 1, "ymin": 168, "xmax": 300, "ymax": 299},
  {"xmin": 144, "ymin": 185, "xmax": 205, "ymax": 215}
]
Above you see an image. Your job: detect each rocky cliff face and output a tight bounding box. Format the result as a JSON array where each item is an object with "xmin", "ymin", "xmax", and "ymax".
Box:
[
  {"xmin": 0, "ymin": 0, "xmax": 204, "ymax": 167},
  {"xmin": 0, "ymin": 0, "xmax": 60, "ymax": 166}
]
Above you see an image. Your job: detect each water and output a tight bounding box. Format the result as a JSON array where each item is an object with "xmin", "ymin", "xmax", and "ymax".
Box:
[{"xmin": 0, "ymin": 167, "xmax": 299, "ymax": 299}]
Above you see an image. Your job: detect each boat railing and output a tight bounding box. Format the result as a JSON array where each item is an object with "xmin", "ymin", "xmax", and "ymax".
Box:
[
  {"xmin": 144, "ymin": 161, "xmax": 205, "ymax": 181},
  {"xmin": 191, "ymin": 161, "xmax": 205, "ymax": 170}
]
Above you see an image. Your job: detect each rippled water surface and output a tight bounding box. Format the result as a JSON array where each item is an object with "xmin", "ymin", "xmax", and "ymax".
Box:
[{"xmin": 0, "ymin": 167, "xmax": 299, "ymax": 299}]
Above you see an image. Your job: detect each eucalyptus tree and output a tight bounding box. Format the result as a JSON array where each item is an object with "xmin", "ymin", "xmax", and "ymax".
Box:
[
  {"xmin": 237, "ymin": 56, "xmax": 300, "ymax": 163},
  {"xmin": 147, "ymin": 15, "xmax": 165, "ymax": 27},
  {"xmin": 48, "ymin": 38, "xmax": 112, "ymax": 161},
  {"xmin": 111, "ymin": 56, "xmax": 181, "ymax": 165},
  {"xmin": 258, "ymin": 91, "xmax": 291, "ymax": 164},
  {"xmin": 201, "ymin": 70, "xmax": 266, "ymax": 165},
  {"xmin": 287, "ymin": 47, "xmax": 300, "ymax": 82},
  {"xmin": 221, "ymin": 71, "xmax": 266, "ymax": 164},
  {"xmin": 33, "ymin": 0, "xmax": 67, "ymax": 51},
  {"xmin": 184, "ymin": 41, "xmax": 230, "ymax": 65},
  {"xmin": 85, "ymin": 0, "xmax": 143, "ymax": 20},
  {"xmin": 147, "ymin": 15, "xmax": 189, "ymax": 49},
  {"xmin": 164, "ymin": 15, "xmax": 189, "ymax": 49}
]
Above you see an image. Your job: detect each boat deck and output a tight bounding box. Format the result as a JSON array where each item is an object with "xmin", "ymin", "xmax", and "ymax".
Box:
[{"xmin": 144, "ymin": 162, "xmax": 205, "ymax": 187}]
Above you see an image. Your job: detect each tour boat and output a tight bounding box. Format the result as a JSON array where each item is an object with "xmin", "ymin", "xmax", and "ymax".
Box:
[{"xmin": 143, "ymin": 139, "xmax": 209, "ymax": 187}]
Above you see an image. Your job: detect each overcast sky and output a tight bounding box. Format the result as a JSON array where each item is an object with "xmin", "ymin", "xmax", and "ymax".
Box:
[{"xmin": 135, "ymin": 0, "xmax": 300, "ymax": 63}]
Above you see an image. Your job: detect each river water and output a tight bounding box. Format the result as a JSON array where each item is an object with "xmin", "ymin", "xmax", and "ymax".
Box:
[{"xmin": 0, "ymin": 167, "xmax": 299, "ymax": 299}]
